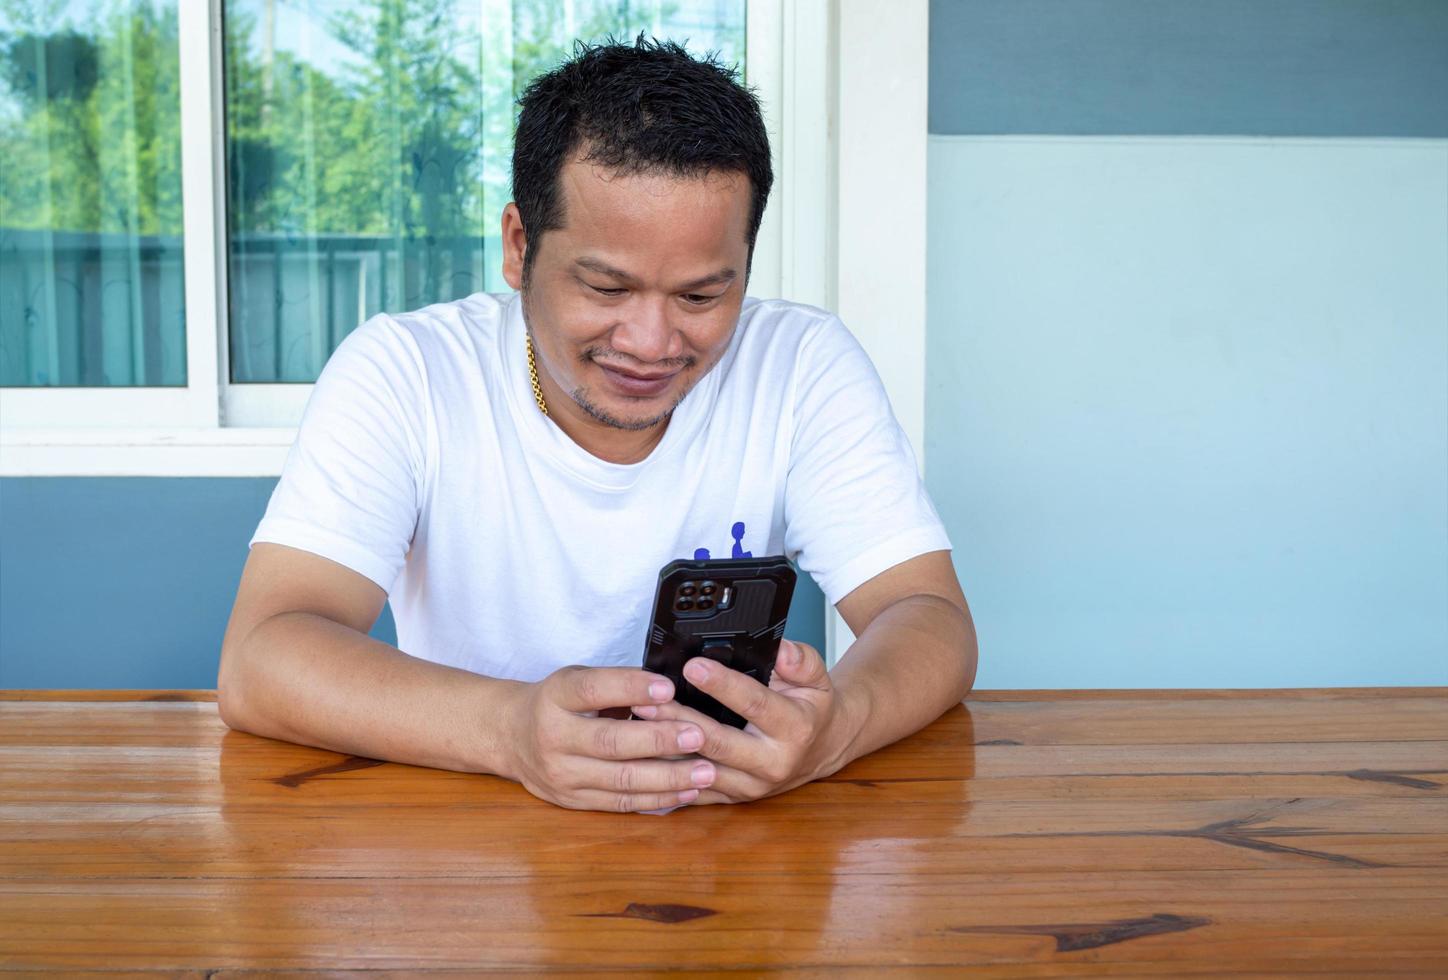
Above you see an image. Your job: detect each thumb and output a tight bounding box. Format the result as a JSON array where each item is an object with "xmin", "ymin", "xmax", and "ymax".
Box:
[{"xmin": 774, "ymin": 640, "xmax": 829, "ymax": 690}]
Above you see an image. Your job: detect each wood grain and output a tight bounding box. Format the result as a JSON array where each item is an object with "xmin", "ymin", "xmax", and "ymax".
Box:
[{"xmin": 1, "ymin": 689, "xmax": 1445, "ymax": 974}]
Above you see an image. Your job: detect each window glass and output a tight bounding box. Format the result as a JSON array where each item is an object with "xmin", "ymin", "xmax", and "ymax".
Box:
[
  {"xmin": 223, "ymin": 0, "xmax": 746, "ymax": 384},
  {"xmin": 0, "ymin": 1, "xmax": 186, "ymax": 388}
]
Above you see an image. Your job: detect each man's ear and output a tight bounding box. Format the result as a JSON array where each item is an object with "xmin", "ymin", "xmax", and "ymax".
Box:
[{"xmin": 501, "ymin": 202, "xmax": 527, "ymax": 290}]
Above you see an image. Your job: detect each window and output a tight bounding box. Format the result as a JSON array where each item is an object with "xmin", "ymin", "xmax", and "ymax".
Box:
[
  {"xmin": 0, "ymin": 0, "xmax": 849, "ymax": 474},
  {"xmin": 0, "ymin": 2, "xmax": 186, "ymax": 388}
]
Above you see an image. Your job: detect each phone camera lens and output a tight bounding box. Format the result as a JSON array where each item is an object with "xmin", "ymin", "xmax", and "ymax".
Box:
[
  {"xmin": 696, "ymin": 597, "xmax": 714, "ymax": 610},
  {"xmin": 680, "ymin": 583, "xmax": 697, "ymax": 597},
  {"xmin": 676, "ymin": 598, "xmax": 694, "ymax": 611},
  {"xmin": 700, "ymin": 582, "xmax": 716, "ymax": 596}
]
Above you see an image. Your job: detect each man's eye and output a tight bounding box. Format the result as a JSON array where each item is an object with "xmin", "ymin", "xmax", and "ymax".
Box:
[
  {"xmin": 682, "ymin": 293, "xmax": 720, "ymax": 306},
  {"xmin": 589, "ymin": 284, "xmax": 626, "ymax": 297}
]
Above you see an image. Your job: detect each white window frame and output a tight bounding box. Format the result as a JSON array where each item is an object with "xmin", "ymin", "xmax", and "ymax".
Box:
[
  {"xmin": 0, "ymin": 1, "xmax": 225, "ymax": 437},
  {"xmin": 0, "ymin": 0, "xmax": 930, "ymax": 497},
  {"xmin": 3, "ymin": 0, "xmax": 785, "ymax": 471}
]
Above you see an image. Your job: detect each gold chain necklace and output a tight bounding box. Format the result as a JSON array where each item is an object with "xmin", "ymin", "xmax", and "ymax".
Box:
[{"xmin": 524, "ymin": 331, "xmax": 549, "ymax": 417}]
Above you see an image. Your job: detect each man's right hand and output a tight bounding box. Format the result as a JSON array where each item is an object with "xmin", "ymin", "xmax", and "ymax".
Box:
[{"xmin": 501, "ymin": 666, "xmax": 717, "ymax": 812}]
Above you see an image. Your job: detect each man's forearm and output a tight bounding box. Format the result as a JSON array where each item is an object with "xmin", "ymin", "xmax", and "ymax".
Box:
[
  {"xmin": 826, "ymin": 594, "xmax": 978, "ymax": 770},
  {"xmin": 218, "ymin": 611, "xmax": 522, "ymax": 776}
]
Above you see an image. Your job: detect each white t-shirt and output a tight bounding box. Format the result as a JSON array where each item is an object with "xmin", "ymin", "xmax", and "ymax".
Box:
[{"xmin": 250, "ymin": 291, "xmax": 951, "ymax": 682}]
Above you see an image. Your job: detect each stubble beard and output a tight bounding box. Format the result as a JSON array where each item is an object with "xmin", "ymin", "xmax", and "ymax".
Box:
[
  {"xmin": 569, "ymin": 380, "xmax": 688, "ymax": 432},
  {"xmin": 520, "ymin": 290, "xmax": 694, "ymax": 433}
]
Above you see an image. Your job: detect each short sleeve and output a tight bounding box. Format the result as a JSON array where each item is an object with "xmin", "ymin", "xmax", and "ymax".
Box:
[
  {"xmin": 783, "ymin": 317, "xmax": 952, "ymax": 607},
  {"xmin": 249, "ymin": 315, "xmax": 428, "ymax": 593}
]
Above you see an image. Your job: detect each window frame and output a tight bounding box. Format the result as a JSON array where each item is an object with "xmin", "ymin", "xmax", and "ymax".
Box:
[
  {"xmin": 0, "ymin": 0, "xmax": 926, "ymax": 498},
  {"xmin": 0, "ymin": 0, "xmax": 225, "ymax": 437},
  {"xmin": 1, "ymin": 0, "xmax": 797, "ymax": 471}
]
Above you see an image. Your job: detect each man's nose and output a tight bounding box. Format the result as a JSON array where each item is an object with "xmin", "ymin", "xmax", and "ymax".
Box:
[{"xmin": 611, "ymin": 296, "xmax": 680, "ymax": 363}]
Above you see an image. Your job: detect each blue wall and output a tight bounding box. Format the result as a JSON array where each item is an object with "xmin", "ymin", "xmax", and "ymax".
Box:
[
  {"xmin": 0, "ymin": 478, "xmax": 393, "ymax": 688},
  {"xmin": 930, "ymin": 0, "xmax": 1448, "ymax": 138},
  {"xmin": 0, "ymin": 477, "xmax": 824, "ymax": 688},
  {"xmin": 925, "ymin": 1, "xmax": 1448, "ymax": 687}
]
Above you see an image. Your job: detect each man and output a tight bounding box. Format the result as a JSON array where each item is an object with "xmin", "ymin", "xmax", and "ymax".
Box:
[{"xmin": 218, "ymin": 38, "xmax": 977, "ymax": 812}]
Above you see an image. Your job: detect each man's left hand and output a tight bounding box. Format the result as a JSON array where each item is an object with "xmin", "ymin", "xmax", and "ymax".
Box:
[{"xmin": 629, "ymin": 640, "xmax": 858, "ymax": 804}]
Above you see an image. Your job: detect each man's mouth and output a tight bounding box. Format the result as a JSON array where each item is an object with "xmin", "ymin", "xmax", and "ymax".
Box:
[
  {"xmin": 599, "ymin": 364, "xmax": 675, "ymax": 381},
  {"xmin": 597, "ymin": 363, "xmax": 679, "ymax": 396}
]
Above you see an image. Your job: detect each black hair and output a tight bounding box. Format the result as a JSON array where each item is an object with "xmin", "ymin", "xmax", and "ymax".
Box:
[{"xmin": 511, "ymin": 35, "xmax": 773, "ymax": 284}]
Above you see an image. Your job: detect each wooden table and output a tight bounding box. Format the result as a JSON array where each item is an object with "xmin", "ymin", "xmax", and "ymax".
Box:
[{"xmin": 2, "ymin": 688, "xmax": 1445, "ymax": 975}]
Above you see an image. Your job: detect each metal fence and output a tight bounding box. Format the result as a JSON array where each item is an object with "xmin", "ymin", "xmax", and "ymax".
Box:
[{"xmin": 0, "ymin": 228, "xmax": 501, "ymax": 387}]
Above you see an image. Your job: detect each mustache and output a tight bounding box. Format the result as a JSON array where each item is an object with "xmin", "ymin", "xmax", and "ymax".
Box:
[{"xmin": 580, "ymin": 346, "xmax": 696, "ymax": 371}]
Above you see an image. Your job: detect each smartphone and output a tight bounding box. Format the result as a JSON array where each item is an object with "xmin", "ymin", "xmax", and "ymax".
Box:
[{"xmin": 640, "ymin": 556, "xmax": 797, "ymax": 728}]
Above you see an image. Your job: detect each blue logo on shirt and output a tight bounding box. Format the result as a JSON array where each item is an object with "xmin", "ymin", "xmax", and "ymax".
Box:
[{"xmin": 693, "ymin": 521, "xmax": 752, "ymax": 561}]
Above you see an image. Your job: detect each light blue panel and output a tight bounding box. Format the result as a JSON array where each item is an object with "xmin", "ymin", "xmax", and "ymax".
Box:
[
  {"xmin": 0, "ymin": 478, "xmax": 823, "ymax": 689},
  {"xmin": 926, "ymin": 136, "xmax": 1448, "ymax": 688}
]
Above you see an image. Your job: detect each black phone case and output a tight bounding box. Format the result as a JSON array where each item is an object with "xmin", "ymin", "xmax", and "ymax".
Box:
[{"xmin": 641, "ymin": 556, "xmax": 797, "ymax": 728}]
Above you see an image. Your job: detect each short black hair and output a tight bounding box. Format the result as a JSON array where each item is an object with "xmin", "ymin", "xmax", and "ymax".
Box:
[{"xmin": 511, "ymin": 36, "xmax": 773, "ymax": 284}]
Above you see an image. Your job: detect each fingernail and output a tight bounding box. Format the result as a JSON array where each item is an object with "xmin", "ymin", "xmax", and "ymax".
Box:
[
  {"xmin": 633, "ymin": 704, "xmax": 658, "ymax": 719},
  {"xmin": 678, "ymin": 789, "xmax": 700, "ymax": 803},
  {"xmin": 691, "ymin": 762, "xmax": 715, "ymax": 787},
  {"xmin": 677, "ymin": 727, "xmax": 703, "ymax": 751},
  {"xmin": 684, "ymin": 659, "xmax": 709, "ymax": 683},
  {"xmin": 790, "ymin": 644, "xmax": 803, "ymax": 666},
  {"xmin": 649, "ymin": 680, "xmax": 672, "ymax": 701}
]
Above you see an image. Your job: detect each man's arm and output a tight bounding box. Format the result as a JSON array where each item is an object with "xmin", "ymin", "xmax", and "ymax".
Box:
[
  {"xmin": 218, "ymin": 543, "xmax": 518, "ymax": 774},
  {"xmin": 633, "ymin": 549, "xmax": 977, "ymax": 802},
  {"xmin": 219, "ymin": 543, "xmax": 715, "ymax": 811},
  {"xmin": 821, "ymin": 549, "xmax": 977, "ymax": 765}
]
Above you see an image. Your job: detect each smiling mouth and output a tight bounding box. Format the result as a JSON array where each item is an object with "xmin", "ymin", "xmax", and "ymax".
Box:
[
  {"xmin": 598, "ymin": 364, "xmax": 676, "ymax": 381},
  {"xmin": 597, "ymin": 363, "xmax": 679, "ymax": 396}
]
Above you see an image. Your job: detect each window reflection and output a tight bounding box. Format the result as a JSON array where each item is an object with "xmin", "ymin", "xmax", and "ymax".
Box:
[
  {"xmin": 223, "ymin": 0, "xmax": 746, "ymax": 384},
  {"xmin": 0, "ymin": 2, "xmax": 186, "ymax": 388}
]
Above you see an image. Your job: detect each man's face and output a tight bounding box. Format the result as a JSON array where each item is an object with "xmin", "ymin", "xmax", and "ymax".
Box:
[{"xmin": 503, "ymin": 158, "xmax": 752, "ymax": 432}]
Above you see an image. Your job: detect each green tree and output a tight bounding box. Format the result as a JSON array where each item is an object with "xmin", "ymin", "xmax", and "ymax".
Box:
[{"xmin": 1, "ymin": 1, "xmax": 182, "ymax": 236}]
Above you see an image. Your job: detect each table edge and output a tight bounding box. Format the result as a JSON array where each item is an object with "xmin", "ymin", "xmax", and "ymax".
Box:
[{"xmin": 3, "ymin": 686, "xmax": 1444, "ymax": 703}]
